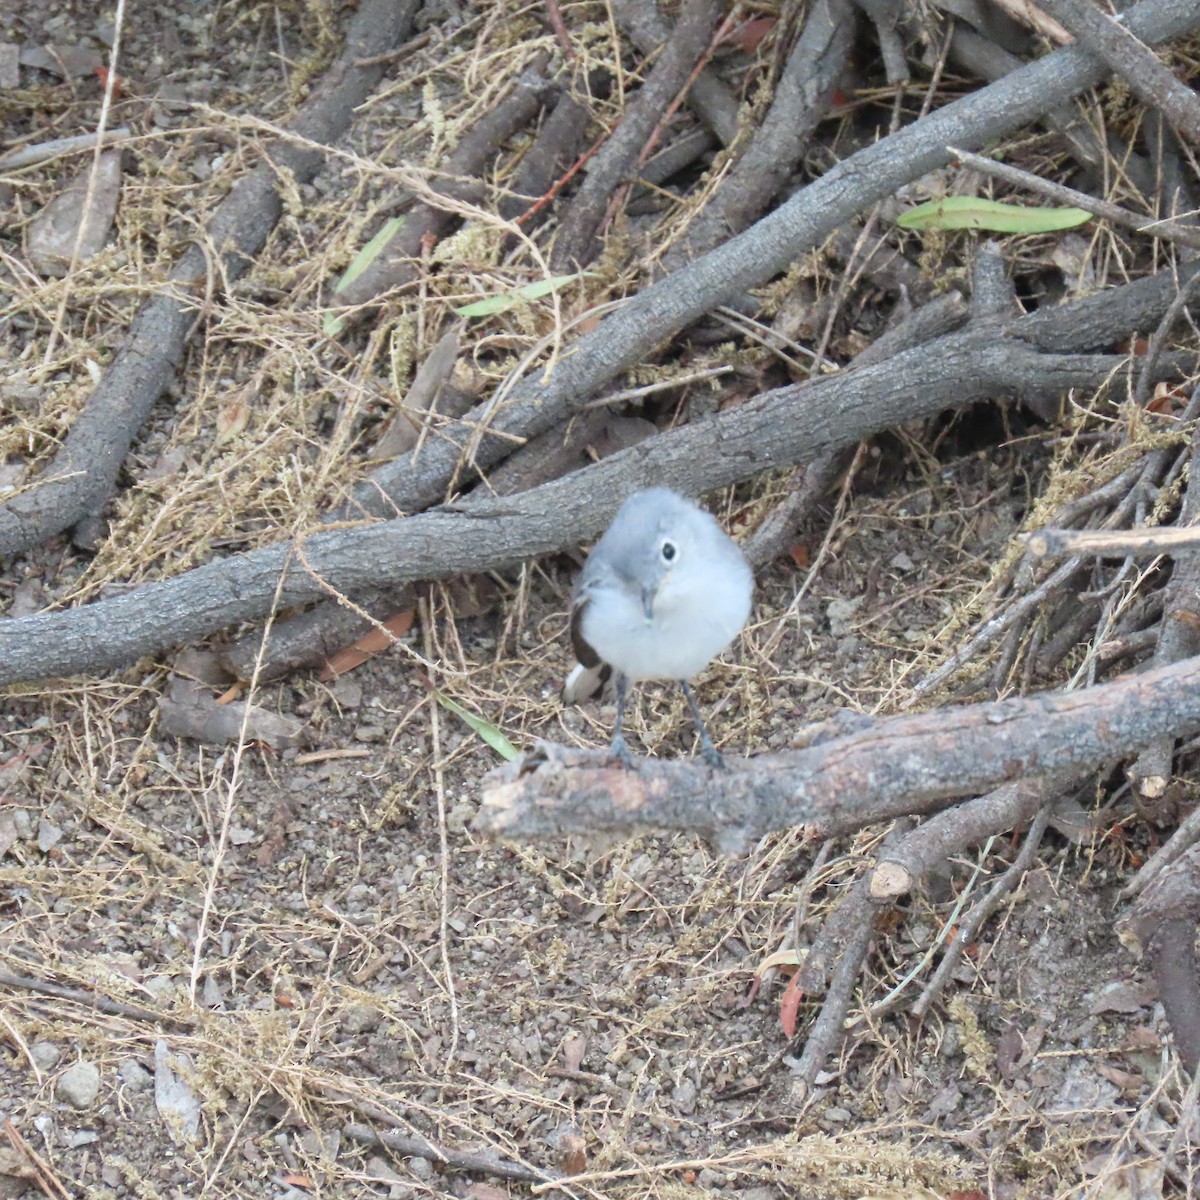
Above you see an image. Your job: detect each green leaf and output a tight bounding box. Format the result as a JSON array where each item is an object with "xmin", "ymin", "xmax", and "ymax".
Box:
[
  {"xmin": 897, "ymin": 196, "xmax": 1092, "ymax": 233},
  {"xmin": 430, "ymin": 688, "xmax": 518, "ymax": 761},
  {"xmin": 323, "ymin": 216, "xmax": 406, "ymax": 337},
  {"xmin": 455, "ymin": 272, "xmax": 583, "ymax": 318}
]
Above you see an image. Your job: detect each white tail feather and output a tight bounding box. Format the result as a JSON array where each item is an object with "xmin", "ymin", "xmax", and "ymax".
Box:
[{"xmin": 563, "ymin": 661, "xmax": 606, "ymax": 704}]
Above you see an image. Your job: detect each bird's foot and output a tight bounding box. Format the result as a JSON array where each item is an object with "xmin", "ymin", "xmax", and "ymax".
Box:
[
  {"xmin": 700, "ymin": 743, "xmax": 726, "ymax": 770},
  {"xmin": 608, "ymin": 734, "xmax": 636, "ymax": 770}
]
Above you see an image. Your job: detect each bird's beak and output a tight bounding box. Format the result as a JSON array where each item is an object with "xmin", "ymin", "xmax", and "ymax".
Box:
[{"xmin": 640, "ymin": 585, "xmax": 656, "ymax": 622}]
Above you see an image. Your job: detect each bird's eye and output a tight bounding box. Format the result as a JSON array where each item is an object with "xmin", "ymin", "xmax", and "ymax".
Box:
[{"xmin": 661, "ymin": 540, "xmax": 677, "ymax": 563}]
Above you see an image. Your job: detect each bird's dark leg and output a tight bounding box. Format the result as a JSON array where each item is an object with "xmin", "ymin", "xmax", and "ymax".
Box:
[
  {"xmin": 681, "ymin": 681, "xmax": 725, "ymax": 769},
  {"xmin": 608, "ymin": 673, "xmax": 635, "ymax": 768}
]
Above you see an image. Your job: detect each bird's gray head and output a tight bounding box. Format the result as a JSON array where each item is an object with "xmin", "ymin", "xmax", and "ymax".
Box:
[{"xmin": 591, "ymin": 488, "xmax": 715, "ymax": 620}]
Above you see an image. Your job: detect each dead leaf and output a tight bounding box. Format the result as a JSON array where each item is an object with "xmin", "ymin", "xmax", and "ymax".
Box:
[
  {"xmin": 779, "ymin": 972, "xmax": 805, "ymax": 1039},
  {"xmin": 215, "ymin": 400, "xmax": 251, "ymax": 444},
  {"xmin": 723, "ymin": 16, "xmax": 775, "ymax": 51},
  {"xmin": 561, "ymin": 1033, "xmax": 586, "ymax": 1073},
  {"xmin": 754, "ymin": 947, "xmax": 805, "ymax": 978},
  {"xmin": 1088, "ymin": 979, "xmax": 1155, "ymax": 1015},
  {"xmin": 1148, "ymin": 382, "xmax": 1186, "ymax": 414},
  {"xmin": 319, "ymin": 610, "xmax": 415, "ymax": 680},
  {"xmin": 27, "ymin": 151, "xmax": 123, "ymax": 276},
  {"xmin": 550, "ymin": 1122, "xmax": 586, "ymax": 1175},
  {"xmin": 94, "ymin": 66, "xmax": 127, "ymax": 96},
  {"xmin": 1096, "ymin": 1062, "xmax": 1143, "ymax": 1091},
  {"xmin": 1122, "ymin": 1026, "xmax": 1161, "ymax": 1051},
  {"xmin": 464, "ymin": 1185, "xmax": 510, "ymax": 1200}
]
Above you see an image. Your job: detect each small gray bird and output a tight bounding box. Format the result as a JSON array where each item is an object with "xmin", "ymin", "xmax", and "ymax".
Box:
[{"xmin": 564, "ymin": 487, "xmax": 754, "ymax": 768}]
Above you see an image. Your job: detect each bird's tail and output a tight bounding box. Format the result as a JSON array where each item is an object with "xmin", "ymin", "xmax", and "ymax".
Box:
[{"xmin": 562, "ymin": 660, "xmax": 611, "ymax": 704}]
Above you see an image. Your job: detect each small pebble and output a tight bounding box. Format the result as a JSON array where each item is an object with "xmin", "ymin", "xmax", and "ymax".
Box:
[
  {"xmin": 671, "ymin": 1079, "xmax": 697, "ymax": 1114},
  {"xmin": 118, "ymin": 1058, "xmax": 153, "ymax": 1092},
  {"xmin": 365, "ymin": 1156, "xmax": 405, "ymax": 1183},
  {"xmin": 407, "ymin": 1156, "xmax": 433, "ymax": 1181},
  {"xmin": 57, "ymin": 1061, "xmax": 101, "ymax": 1109},
  {"xmin": 341, "ymin": 1004, "xmax": 380, "ymax": 1035},
  {"xmin": 37, "ymin": 820, "xmax": 62, "ymax": 853},
  {"xmin": 30, "ymin": 1041, "xmax": 61, "ymax": 1071}
]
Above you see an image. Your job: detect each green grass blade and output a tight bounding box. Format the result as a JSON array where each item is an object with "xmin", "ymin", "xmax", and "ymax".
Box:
[
  {"xmin": 455, "ymin": 272, "xmax": 583, "ymax": 318},
  {"xmin": 430, "ymin": 688, "xmax": 518, "ymax": 761},
  {"xmin": 897, "ymin": 196, "xmax": 1092, "ymax": 233}
]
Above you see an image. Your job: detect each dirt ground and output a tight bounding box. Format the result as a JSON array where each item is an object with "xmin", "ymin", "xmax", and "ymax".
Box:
[{"xmin": 2, "ymin": 2, "xmax": 1197, "ymax": 1199}]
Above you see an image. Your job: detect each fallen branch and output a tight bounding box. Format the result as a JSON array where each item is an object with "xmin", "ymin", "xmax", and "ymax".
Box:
[
  {"xmin": 342, "ymin": 1122, "xmax": 554, "ymax": 1186},
  {"xmin": 0, "ymin": 0, "xmax": 422, "ymax": 558},
  {"xmin": 332, "ymin": 58, "xmax": 555, "ymax": 314},
  {"xmin": 551, "ymin": 0, "xmax": 726, "ymax": 270},
  {"xmin": 0, "ymin": 968, "xmax": 194, "ymax": 1030},
  {"xmin": 665, "ymin": 0, "xmax": 856, "ymax": 265},
  {"xmin": 911, "ymin": 803, "xmax": 1053, "ymax": 1018},
  {"xmin": 1119, "ymin": 841, "xmax": 1200, "ymax": 1072},
  {"xmin": 0, "ymin": 126, "xmax": 133, "ymax": 169},
  {"xmin": 1021, "ymin": 523, "xmax": 1200, "ymax": 559},
  {"xmin": 352, "ymin": 0, "xmax": 1200, "ymax": 524},
  {"xmin": 1, "ymin": 276, "xmax": 1183, "ymax": 685},
  {"xmin": 1039, "ymin": 0, "xmax": 1200, "ymax": 148},
  {"xmin": 473, "ymin": 655, "xmax": 1200, "ymax": 852},
  {"xmin": 616, "ymin": 1, "xmax": 741, "ymax": 146}
]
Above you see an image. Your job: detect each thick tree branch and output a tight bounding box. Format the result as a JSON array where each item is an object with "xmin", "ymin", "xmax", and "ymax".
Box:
[
  {"xmin": 332, "ymin": 59, "xmax": 555, "ymax": 313},
  {"xmin": 1039, "ymin": 0, "xmax": 1200, "ymax": 148},
  {"xmin": 350, "ymin": 0, "xmax": 1200, "ymax": 524},
  {"xmin": 615, "ymin": 1, "xmax": 741, "ymax": 146},
  {"xmin": 473, "ymin": 656, "xmax": 1200, "ymax": 852},
  {"xmin": 1, "ymin": 279, "xmax": 1184, "ymax": 685},
  {"xmin": 550, "ymin": 0, "xmax": 726, "ymax": 269},
  {"xmin": 1120, "ymin": 842, "xmax": 1200, "ymax": 1071},
  {"xmin": 665, "ymin": 0, "xmax": 856, "ymax": 265}
]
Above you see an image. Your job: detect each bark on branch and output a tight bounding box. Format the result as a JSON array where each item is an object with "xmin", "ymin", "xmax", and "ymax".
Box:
[
  {"xmin": 473, "ymin": 656, "xmax": 1200, "ymax": 852},
  {"xmin": 0, "ymin": 0, "xmax": 422, "ymax": 558},
  {"xmin": 349, "ymin": 0, "xmax": 1200, "ymax": 525},
  {"xmin": 1, "ymin": 275, "xmax": 1188, "ymax": 685}
]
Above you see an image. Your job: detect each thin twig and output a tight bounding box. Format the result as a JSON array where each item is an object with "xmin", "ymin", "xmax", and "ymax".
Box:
[
  {"xmin": 0, "ymin": 969, "xmax": 194, "ymax": 1029},
  {"xmin": 41, "ymin": 0, "xmax": 126, "ymax": 369},
  {"xmin": 1022, "ymin": 524, "xmax": 1200, "ymax": 559},
  {"xmin": 188, "ymin": 553, "xmax": 291, "ymax": 1005},
  {"xmin": 913, "ymin": 806, "xmax": 1053, "ymax": 1018},
  {"xmin": 342, "ymin": 1122, "xmax": 555, "ymax": 1185},
  {"xmin": 3, "ymin": 1120, "xmax": 74, "ymax": 1200},
  {"xmin": 422, "ymin": 597, "xmax": 461, "ymax": 1070},
  {"xmin": 0, "ymin": 126, "xmax": 134, "ymax": 170}
]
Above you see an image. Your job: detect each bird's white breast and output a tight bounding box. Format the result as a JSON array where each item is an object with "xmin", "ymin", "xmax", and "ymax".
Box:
[{"xmin": 581, "ymin": 557, "xmax": 752, "ymax": 682}]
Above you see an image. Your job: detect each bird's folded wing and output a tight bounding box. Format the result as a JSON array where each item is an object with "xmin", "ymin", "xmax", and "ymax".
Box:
[{"xmin": 563, "ymin": 593, "xmax": 611, "ymax": 702}]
